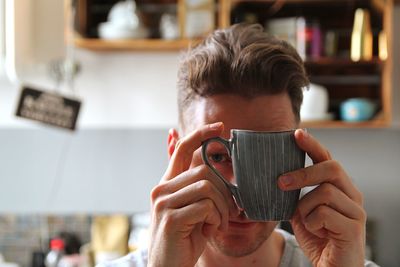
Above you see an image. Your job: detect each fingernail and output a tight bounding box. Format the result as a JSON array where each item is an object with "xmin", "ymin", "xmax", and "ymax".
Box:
[
  {"xmin": 209, "ymin": 122, "xmax": 223, "ymax": 130},
  {"xmin": 302, "ymin": 129, "xmax": 309, "ymax": 138},
  {"xmin": 279, "ymin": 176, "xmax": 293, "ymax": 187}
]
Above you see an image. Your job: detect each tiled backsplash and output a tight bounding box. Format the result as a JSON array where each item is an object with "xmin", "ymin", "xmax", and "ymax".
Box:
[{"xmin": 0, "ymin": 215, "xmax": 91, "ymax": 267}]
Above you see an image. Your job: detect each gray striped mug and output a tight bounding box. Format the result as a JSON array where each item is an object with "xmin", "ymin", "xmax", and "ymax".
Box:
[{"xmin": 201, "ymin": 129, "xmax": 305, "ymax": 221}]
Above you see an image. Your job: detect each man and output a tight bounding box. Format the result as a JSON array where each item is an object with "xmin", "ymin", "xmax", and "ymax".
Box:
[{"xmin": 105, "ymin": 24, "xmax": 378, "ymax": 267}]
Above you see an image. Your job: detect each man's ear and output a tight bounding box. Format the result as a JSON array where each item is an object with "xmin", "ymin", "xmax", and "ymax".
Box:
[{"xmin": 167, "ymin": 128, "xmax": 180, "ymax": 159}]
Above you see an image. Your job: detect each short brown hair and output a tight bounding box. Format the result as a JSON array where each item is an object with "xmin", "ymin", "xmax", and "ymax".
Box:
[{"xmin": 177, "ymin": 23, "xmax": 309, "ymax": 128}]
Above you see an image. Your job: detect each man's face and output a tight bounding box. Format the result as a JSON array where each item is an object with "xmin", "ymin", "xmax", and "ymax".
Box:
[{"xmin": 183, "ymin": 93, "xmax": 297, "ymax": 257}]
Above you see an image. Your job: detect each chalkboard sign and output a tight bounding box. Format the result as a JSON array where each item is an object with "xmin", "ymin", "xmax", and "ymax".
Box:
[{"xmin": 16, "ymin": 86, "xmax": 81, "ymax": 130}]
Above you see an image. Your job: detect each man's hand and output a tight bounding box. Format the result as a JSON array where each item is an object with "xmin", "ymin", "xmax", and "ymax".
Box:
[
  {"xmin": 148, "ymin": 122, "xmax": 238, "ymax": 267},
  {"xmin": 279, "ymin": 129, "xmax": 366, "ymax": 267}
]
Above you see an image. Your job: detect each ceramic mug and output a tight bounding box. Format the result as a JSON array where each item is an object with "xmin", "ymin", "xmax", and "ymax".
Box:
[
  {"xmin": 202, "ymin": 129, "xmax": 305, "ymax": 221},
  {"xmin": 340, "ymin": 98, "xmax": 376, "ymax": 122}
]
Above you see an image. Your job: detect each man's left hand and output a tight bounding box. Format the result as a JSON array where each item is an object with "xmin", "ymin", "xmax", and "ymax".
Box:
[{"xmin": 279, "ymin": 129, "xmax": 366, "ymax": 267}]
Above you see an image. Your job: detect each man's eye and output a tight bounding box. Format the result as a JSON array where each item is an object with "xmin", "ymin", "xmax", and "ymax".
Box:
[{"xmin": 209, "ymin": 153, "xmax": 230, "ymax": 163}]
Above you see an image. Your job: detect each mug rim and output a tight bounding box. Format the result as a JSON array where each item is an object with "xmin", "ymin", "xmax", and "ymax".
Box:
[{"xmin": 231, "ymin": 129, "xmax": 298, "ymax": 134}]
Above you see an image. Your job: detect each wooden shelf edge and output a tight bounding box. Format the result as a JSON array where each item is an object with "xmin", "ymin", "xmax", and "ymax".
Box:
[
  {"xmin": 74, "ymin": 37, "xmax": 201, "ymax": 51},
  {"xmin": 300, "ymin": 119, "xmax": 390, "ymax": 129},
  {"xmin": 304, "ymin": 57, "xmax": 384, "ymax": 67},
  {"xmin": 230, "ymin": 0, "xmax": 379, "ymax": 5}
]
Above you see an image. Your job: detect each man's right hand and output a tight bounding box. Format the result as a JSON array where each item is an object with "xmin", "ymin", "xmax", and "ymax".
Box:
[{"xmin": 148, "ymin": 122, "xmax": 238, "ymax": 267}]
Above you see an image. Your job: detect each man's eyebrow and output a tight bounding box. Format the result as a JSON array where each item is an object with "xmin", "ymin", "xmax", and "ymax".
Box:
[{"xmin": 205, "ymin": 143, "xmax": 228, "ymax": 152}]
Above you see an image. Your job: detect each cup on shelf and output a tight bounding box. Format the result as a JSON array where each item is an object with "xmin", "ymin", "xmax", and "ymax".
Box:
[
  {"xmin": 160, "ymin": 14, "xmax": 179, "ymax": 40},
  {"xmin": 340, "ymin": 98, "xmax": 376, "ymax": 122},
  {"xmin": 300, "ymin": 83, "xmax": 332, "ymax": 121},
  {"xmin": 98, "ymin": 0, "xmax": 149, "ymax": 40}
]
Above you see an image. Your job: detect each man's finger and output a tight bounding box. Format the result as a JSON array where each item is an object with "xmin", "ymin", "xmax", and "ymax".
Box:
[
  {"xmin": 303, "ymin": 205, "xmax": 365, "ymax": 242},
  {"xmin": 294, "ymin": 129, "xmax": 332, "ymax": 164},
  {"xmin": 156, "ymin": 165, "xmax": 239, "ymax": 216},
  {"xmin": 278, "ymin": 160, "xmax": 363, "ymax": 204},
  {"xmin": 167, "ymin": 199, "xmax": 223, "ymax": 234},
  {"xmin": 163, "ymin": 122, "xmax": 224, "ymax": 180},
  {"xmin": 297, "ymin": 183, "xmax": 366, "ymax": 221},
  {"xmin": 156, "ymin": 180, "xmax": 230, "ymax": 231}
]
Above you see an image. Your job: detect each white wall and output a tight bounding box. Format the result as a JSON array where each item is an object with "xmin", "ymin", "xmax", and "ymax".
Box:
[
  {"xmin": 0, "ymin": 2, "xmax": 399, "ymax": 266},
  {"xmin": 0, "ymin": 128, "xmax": 169, "ymax": 213}
]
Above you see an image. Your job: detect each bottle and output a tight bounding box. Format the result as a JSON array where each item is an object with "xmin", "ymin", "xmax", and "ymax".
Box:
[
  {"xmin": 45, "ymin": 238, "xmax": 65, "ymax": 267},
  {"xmin": 351, "ymin": 8, "xmax": 373, "ymax": 61},
  {"xmin": 296, "ymin": 18, "xmax": 321, "ymax": 60}
]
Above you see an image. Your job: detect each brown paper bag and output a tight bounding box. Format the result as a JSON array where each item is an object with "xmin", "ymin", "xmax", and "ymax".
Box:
[{"xmin": 91, "ymin": 215, "xmax": 130, "ymax": 264}]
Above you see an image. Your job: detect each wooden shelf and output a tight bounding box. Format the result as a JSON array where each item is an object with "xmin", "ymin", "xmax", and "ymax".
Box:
[
  {"xmin": 304, "ymin": 57, "xmax": 384, "ymax": 67},
  {"xmin": 310, "ymin": 75, "xmax": 381, "ymax": 85},
  {"xmin": 68, "ymin": 0, "xmax": 394, "ymax": 129},
  {"xmin": 74, "ymin": 37, "xmax": 200, "ymax": 51},
  {"xmin": 230, "ymin": 0, "xmax": 376, "ymax": 4},
  {"xmin": 300, "ymin": 119, "xmax": 389, "ymax": 128}
]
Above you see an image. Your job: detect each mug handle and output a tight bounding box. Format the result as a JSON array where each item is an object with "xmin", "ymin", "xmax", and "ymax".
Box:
[{"xmin": 201, "ymin": 137, "xmax": 244, "ymax": 209}]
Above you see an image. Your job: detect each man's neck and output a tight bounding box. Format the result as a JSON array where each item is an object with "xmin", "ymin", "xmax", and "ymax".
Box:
[{"xmin": 196, "ymin": 230, "xmax": 285, "ymax": 267}]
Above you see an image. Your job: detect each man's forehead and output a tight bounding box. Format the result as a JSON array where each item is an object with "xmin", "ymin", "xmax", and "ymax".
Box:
[{"xmin": 182, "ymin": 94, "xmax": 297, "ymax": 134}]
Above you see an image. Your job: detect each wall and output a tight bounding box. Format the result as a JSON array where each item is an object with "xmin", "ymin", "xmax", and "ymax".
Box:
[
  {"xmin": 0, "ymin": 128, "xmax": 168, "ymax": 213},
  {"xmin": 0, "ymin": 2, "xmax": 399, "ymax": 267}
]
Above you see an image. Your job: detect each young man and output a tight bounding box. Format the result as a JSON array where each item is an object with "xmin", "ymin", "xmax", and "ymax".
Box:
[{"xmin": 105, "ymin": 24, "xmax": 378, "ymax": 267}]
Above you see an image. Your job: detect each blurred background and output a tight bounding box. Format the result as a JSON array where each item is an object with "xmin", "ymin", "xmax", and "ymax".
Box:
[{"xmin": 0, "ymin": 0, "xmax": 399, "ymax": 266}]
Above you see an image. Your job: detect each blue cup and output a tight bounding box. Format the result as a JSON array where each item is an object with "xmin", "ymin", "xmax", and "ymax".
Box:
[{"xmin": 340, "ymin": 98, "xmax": 376, "ymax": 122}]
